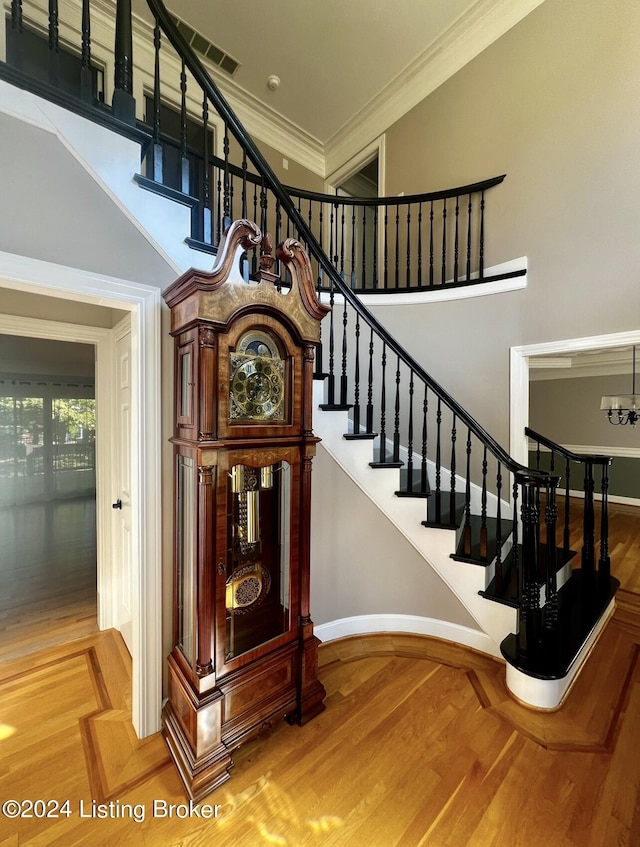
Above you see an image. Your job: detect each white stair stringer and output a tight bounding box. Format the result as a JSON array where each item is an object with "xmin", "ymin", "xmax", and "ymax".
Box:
[
  {"xmin": 312, "ymin": 383, "xmax": 517, "ymax": 660},
  {"xmin": 0, "ymin": 80, "xmax": 215, "ymax": 275}
]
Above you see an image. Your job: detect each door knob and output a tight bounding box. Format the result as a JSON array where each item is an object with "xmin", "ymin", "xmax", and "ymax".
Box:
[{"xmin": 112, "ymin": 498, "xmax": 123, "ymax": 510}]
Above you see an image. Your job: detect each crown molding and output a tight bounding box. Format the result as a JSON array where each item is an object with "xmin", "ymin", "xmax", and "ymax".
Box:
[
  {"xmin": 14, "ymin": 0, "xmax": 546, "ymax": 180},
  {"xmin": 324, "ymin": 0, "xmax": 548, "ymax": 175}
]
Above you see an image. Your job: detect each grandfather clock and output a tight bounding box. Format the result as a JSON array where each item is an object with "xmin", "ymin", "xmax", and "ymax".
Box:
[{"xmin": 162, "ymin": 220, "xmax": 329, "ymax": 801}]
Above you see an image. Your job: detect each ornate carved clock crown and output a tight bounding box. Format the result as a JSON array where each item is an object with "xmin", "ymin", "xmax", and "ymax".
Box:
[{"xmin": 161, "ymin": 219, "xmax": 329, "ymax": 801}]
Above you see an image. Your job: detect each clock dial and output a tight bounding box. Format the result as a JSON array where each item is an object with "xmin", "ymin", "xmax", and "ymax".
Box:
[{"xmin": 230, "ymin": 330, "xmax": 285, "ymax": 421}]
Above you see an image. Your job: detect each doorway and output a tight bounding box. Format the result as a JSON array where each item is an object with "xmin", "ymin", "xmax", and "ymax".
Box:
[
  {"xmin": 0, "ymin": 256, "xmax": 162, "ymax": 739},
  {"xmin": 0, "ymin": 335, "xmax": 98, "ymax": 662}
]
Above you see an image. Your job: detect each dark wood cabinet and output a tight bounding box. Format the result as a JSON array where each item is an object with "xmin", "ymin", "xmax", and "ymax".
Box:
[{"xmin": 162, "ymin": 220, "xmax": 328, "ymax": 800}]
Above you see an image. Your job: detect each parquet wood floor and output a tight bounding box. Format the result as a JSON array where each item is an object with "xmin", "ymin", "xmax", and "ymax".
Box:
[
  {"xmin": 0, "ymin": 498, "xmax": 638, "ymax": 845},
  {"xmin": 0, "ymin": 623, "xmax": 639, "ymax": 846}
]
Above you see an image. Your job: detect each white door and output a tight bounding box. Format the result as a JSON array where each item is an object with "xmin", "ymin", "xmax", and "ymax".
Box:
[{"xmin": 113, "ymin": 316, "xmax": 133, "ymax": 654}]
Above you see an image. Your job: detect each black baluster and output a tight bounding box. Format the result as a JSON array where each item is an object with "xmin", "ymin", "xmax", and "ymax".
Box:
[
  {"xmin": 339, "ymin": 203, "xmax": 345, "ymax": 280},
  {"xmin": 379, "ymin": 343, "xmax": 388, "ymax": 463},
  {"xmin": 373, "ymin": 207, "xmax": 379, "ymax": 289},
  {"xmin": 405, "ymin": 205, "xmax": 411, "ymax": 289},
  {"xmin": 535, "ymin": 439, "xmax": 541, "ymax": 469},
  {"xmin": 10, "ymin": 1, "xmax": 24, "ymax": 70},
  {"xmin": 80, "ymin": 0, "xmax": 92, "ymax": 103},
  {"xmin": 350, "ymin": 205, "xmax": 356, "ymax": 288},
  {"xmin": 275, "ymin": 197, "xmax": 282, "ymax": 272},
  {"xmin": 241, "ymin": 151, "xmax": 248, "ymax": 219},
  {"xmin": 48, "ymin": 0, "xmax": 60, "ymax": 88},
  {"xmin": 480, "ymin": 445, "xmax": 488, "ymax": 559},
  {"xmin": 406, "ymin": 370, "xmax": 415, "ymax": 493},
  {"xmin": 429, "ymin": 200, "xmax": 435, "ymax": 287},
  {"xmin": 366, "ymin": 328, "xmax": 374, "ymax": 434},
  {"xmin": 512, "ymin": 480, "xmax": 520, "ymax": 602},
  {"xmin": 449, "ymin": 412, "xmax": 457, "ymax": 520},
  {"xmin": 394, "ymin": 205, "xmax": 400, "ymax": 289},
  {"xmin": 229, "ymin": 174, "xmax": 235, "ymax": 223},
  {"xmin": 201, "ymin": 97, "xmax": 212, "ymax": 244},
  {"xmin": 259, "ymin": 176, "xmax": 267, "ymax": 244},
  {"xmin": 383, "ymin": 205, "xmax": 389, "ymax": 289},
  {"xmin": 352, "ymin": 313, "xmax": 361, "ymax": 434},
  {"xmin": 582, "ymin": 461, "xmax": 596, "ymax": 573},
  {"xmin": 326, "ymin": 275, "xmax": 336, "ymax": 405},
  {"xmin": 340, "ymin": 297, "xmax": 348, "ymax": 406},
  {"xmin": 435, "ymin": 398, "xmax": 442, "ymax": 521},
  {"xmin": 113, "ymin": 0, "xmax": 135, "ymax": 124},
  {"xmin": 441, "ymin": 199, "xmax": 447, "ymax": 285},
  {"xmin": 495, "ymin": 463, "xmax": 503, "ymax": 593},
  {"xmin": 317, "ymin": 205, "xmax": 325, "ymax": 292},
  {"xmin": 544, "ymin": 478, "xmax": 559, "ymax": 630},
  {"xmin": 392, "ymin": 357, "xmax": 401, "ymax": 463},
  {"xmin": 599, "ymin": 463, "xmax": 611, "ymax": 582},
  {"xmin": 330, "ymin": 203, "xmax": 336, "ymax": 270},
  {"xmin": 563, "ymin": 457, "xmax": 571, "ymax": 557},
  {"xmin": 521, "ymin": 480, "xmax": 541, "ymax": 650},
  {"xmin": 479, "ymin": 190, "xmax": 486, "ymax": 278},
  {"xmin": 466, "ymin": 194, "xmax": 472, "ymax": 282},
  {"xmin": 463, "ymin": 429, "xmax": 472, "ymax": 555},
  {"xmin": 179, "ymin": 62, "xmax": 190, "ymax": 194},
  {"xmin": 550, "ymin": 449, "xmax": 556, "ymax": 473},
  {"xmin": 223, "ymin": 129, "xmax": 231, "ymax": 230},
  {"xmin": 214, "ymin": 163, "xmax": 222, "ymax": 245},
  {"xmin": 453, "ymin": 196, "xmax": 460, "ymax": 284},
  {"xmin": 417, "ymin": 202, "xmax": 423, "ymax": 288},
  {"xmin": 421, "ymin": 386, "xmax": 428, "ymax": 494},
  {"xmin": 151, "ymin": 22, "xmax": 162, "ymax": 183},
  {"xmin": 362, "ymin": 206, "xmax": 367, "ymax": 290}
]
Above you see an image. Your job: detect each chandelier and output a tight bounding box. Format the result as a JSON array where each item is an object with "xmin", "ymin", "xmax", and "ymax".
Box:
[{"xmin": 600, "ymin": 346, "xmax": 638, "ymax": 426}]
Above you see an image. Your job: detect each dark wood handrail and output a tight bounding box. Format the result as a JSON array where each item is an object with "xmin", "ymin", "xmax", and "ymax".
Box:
[
  {"xmin": 525, "ymin": 427, "xmax": 612, "ymax": 465},
  {"xmin": 146, "ymin": 0, "xmax": 547, "ymax": 482}
]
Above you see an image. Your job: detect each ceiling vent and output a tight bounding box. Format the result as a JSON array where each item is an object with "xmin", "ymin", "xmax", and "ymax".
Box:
[{"xmin": 171, "ymin": 15, "xmax": 240, "ymax": 76}]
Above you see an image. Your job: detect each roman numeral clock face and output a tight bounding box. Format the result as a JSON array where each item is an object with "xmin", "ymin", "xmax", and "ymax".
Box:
[{"xmin": 229, "ymin": 330, "xmax": 285, "ymax": 421}]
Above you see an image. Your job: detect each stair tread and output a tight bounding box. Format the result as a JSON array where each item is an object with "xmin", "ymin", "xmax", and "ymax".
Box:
[
  {"xmin": 450, "ymin": 515, "xmax": 513, "ymax": 566},
  {"xmin": 480, "ymin": 544, "xmax": 578, "ymax": 607},
  {"xmin": 500, "ymin": 569, "xmax": 619, "ymax": 679}
]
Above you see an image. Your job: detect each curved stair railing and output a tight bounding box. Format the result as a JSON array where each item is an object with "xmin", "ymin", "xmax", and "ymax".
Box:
[
  {"xmin": 526, "ymin": 427, "xmax": 612, "ymax": 579},
  {"xmin": 0, "ymin": 0, "xmax": 617, "ymax": 684},
  {"xmin": 144, "ymin": 0, "xmax": 617, "ymax": 680}
]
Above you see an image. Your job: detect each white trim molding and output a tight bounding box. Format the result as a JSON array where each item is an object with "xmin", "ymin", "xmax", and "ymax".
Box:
[
  {"xmin": 0, "ymin": 251, "xmax": 163, "ymax": 739},
  {"xmin": 315, "ymin": 614, "xmax": 495, "ymax": 656},
  {"xmin": 357, "ymin": 257, "xmax": 527, "ymax": 307},
  {"xmin": 511, "ymin": 329, "xmax": 640, "ymax": 469},
  {"xmin": 324, "ymin": 0, "xmax": 550, "ymax": 174}
]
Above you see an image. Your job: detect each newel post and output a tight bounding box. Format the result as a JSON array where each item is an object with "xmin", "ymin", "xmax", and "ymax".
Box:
[{"xmin": 113, "ymin": 0, "xmax": 136, "ymax": 124}]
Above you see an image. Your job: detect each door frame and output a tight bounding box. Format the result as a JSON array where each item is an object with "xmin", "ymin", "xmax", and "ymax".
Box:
[
  {"xmin": 510, "ymin": 328, "xmax": 640, "ymax": 467},
  {"xmin": 0, "ymin": 250, "xmax": 162, "ymax": 738}
]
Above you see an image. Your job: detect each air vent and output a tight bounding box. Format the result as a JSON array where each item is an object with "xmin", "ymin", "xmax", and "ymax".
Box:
[{"xmin": 171, "ymin": 15, "xmax": 240, "ymax": 77}]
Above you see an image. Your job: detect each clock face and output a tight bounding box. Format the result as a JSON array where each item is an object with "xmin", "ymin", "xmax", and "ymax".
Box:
[{"xmin": 230, "ymin": 330, "xmax": 285, "ymax": 421}]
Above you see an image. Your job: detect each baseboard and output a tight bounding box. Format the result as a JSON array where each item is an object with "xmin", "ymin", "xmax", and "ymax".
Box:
[{"xmin": 314, "ymin": 614, "xmax": 500, "ymax": 658}]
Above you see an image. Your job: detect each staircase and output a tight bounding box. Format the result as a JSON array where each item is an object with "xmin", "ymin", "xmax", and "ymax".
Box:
[{"xmin": 0, "ymin": 0, "xmax": 619, "ymax": 710}]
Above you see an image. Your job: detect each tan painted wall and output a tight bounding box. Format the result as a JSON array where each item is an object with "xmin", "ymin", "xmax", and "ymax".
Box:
[
  {"xmin": 311, "ymin": 442, "xmax": 480, "ymax": 631},
  {"xmin": 377, "ymin": 0, "xmax": 640, "ymax": 450}
]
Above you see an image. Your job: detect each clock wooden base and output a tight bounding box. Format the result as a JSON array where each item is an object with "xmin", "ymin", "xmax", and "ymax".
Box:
[{"xmin": 164, "ymin": 640, "xmax": 326, "ymax": 801}]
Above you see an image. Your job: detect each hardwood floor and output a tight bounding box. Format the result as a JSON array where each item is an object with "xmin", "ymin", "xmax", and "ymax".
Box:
[
  {"xmin": 0, "ymin": 499, "xmax": 98, "ymax": 663},
  {"xmin": 0, "ymin": 498, "xmax": 638, "ymax": 845},
  {"xmin": 0, "ymin": 621, "xmax": 639, "ymax": 846}
]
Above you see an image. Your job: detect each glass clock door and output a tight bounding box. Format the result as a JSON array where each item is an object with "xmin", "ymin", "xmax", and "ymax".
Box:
[{"xmin": 225, "ymin": 460, "xmax": 291, "ymax": 661}]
